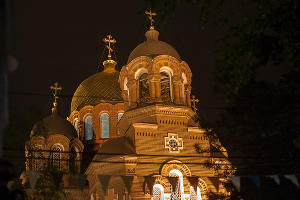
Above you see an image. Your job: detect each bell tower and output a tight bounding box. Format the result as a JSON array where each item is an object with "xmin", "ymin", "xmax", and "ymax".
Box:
[
  {"xmin": 119, "ymin": 13, "xmax": 192, "ymax": 111},
  {"xmin": 118, "ymin": 11, "xmax": 199, "ymax": 154}
]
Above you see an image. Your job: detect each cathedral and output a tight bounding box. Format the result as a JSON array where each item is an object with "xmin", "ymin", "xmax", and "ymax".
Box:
[{"xmin": 24, "ymin": 11, "xmax": 233, "ymax": 200}]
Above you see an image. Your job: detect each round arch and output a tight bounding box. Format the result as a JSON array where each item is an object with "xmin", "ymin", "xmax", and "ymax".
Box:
[{"xmin": 160, "ymin": 160, "xmax": 192, "ymax": 177}]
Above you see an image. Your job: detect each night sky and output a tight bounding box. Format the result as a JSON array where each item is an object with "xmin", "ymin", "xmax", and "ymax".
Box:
[{"xmin": 8, "ymin": 0, "xmax": 225, "ymax": 121}]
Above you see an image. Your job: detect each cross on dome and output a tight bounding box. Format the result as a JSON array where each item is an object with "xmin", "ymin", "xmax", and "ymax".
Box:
[
  {"xmin": 103, "ymin": 34, "xmax": 116, "ymax": 60},
  {"xmin": 191, "ymin": 95, "xmax": 199, "ymax": 112},
  {"xmin": 50, "ymin": 82, "xmax": 62, "ymax": 112},
  {"xmin": 145, "ymin": 9, "xmax": 157, "ymax": 30}
]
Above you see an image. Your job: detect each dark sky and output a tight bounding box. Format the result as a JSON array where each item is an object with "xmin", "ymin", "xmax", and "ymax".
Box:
[{"xmin": 8, "ymin": 0, "xmax": 225, "ymax": 121}]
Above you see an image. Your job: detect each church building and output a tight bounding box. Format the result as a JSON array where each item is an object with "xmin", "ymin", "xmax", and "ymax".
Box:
[{"xmin": 24, "ymin": 11, "xmax": 233, "ymax": 200}]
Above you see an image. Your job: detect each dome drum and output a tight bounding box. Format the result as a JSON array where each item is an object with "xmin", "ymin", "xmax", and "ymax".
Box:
[{"xmin": 120, "ymin": 55, "xmax": 192, "ymax": 111}]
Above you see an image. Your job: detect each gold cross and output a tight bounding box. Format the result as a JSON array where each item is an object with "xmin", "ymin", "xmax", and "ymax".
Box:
[
  {"xmin": 191, "ymin": 95, "xmax": 199, "ymax": 112},
  {"xmin": 145, "ymin": 9, "xmax": 157, "ymax": 30},
  {"xmin": 103, "ymin": 35, "xmax": 116, "ymax": 60},
  {"xmin": 50, "ymin": 82, "xmax": 62, "ymax": 108}
]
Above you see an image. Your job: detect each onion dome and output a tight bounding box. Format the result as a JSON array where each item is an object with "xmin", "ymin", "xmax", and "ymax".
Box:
[
  {"xmin": 30, "ymin": 82, "xmax": 78, "ymax": 139},
  {"xmin": 30, "ymin": 110, "xmax": 78, "ymax": 139},
  {"xmin": 70, "ymin": 60, "xmax": 122, "ymax": 112},
  {"xmin": 127, "ymin": 29, "xmax": 180, "ymax": 63}
]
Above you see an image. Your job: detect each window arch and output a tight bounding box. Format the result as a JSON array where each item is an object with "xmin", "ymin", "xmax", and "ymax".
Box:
[
  {"xmin": 139, "ymin": 73, "xmax": 150, "ymax": 103},
  {"xmin": 153, "ymin": 184, "xmax": 164, "ymax": 200},
  {"xmin": 101, "ymin": 113, "xmax": 109, "ymax": 138},
  {"xmin": 85, "ymin": 115, "xmax": 93, "ymax": 140},
  {"xmin": 51, "ymin": 145, "xmax": 62, "ymax": 169},
  {"xmin": 117, "ymin": 112, "xmax": 124, "ymax": 136},
  {"xmin": 160, "ymin": 71, "xmax": 172, "ymax": 101}
]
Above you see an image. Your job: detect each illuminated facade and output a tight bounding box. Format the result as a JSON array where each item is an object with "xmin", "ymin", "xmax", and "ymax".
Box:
[{"xmin": 24, "ymin": 12, "xmax": 233, "ymax": 200}]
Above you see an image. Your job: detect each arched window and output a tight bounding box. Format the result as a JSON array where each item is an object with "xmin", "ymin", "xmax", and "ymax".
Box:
[
  {"xmin": 117, "ymin": 113, "xmax": 124, "ymax": 136},
  {"xmin": 160, "ymin": 71, "xmax": 171, "ymax": 101},
  {"xmin": 85, "ymin": 115, "xmax": 93, "ymax": 140},
  {"xmin": 35, "ymin": 150, "xmax": 44, "ymax": 171},
  {"xmin": 169, "ymin": 169, "xmax": 184, "ymax": 200},
  {"xmin": 101, "ymin": 113, "xmax": 109, "ymax": 138},
  {"xmin": 139, "ymin": 73, "xmax": 150, "ymax": 103},
  {"xmin": 153, "ymin": 184, "xmax": 164, "ymax": 200},
  {"xmin": 31, "ymin": 147, "xmax": 43, "ymax": 171},
  {"xmin": 51, "ymin": 145, "xmax": 61, "ymax": 169},
  {"xmin": 73, "ymin": 118, "xmax": 79, "ymax": 138}
]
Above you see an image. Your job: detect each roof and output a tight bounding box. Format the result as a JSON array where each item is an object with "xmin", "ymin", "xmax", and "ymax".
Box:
[
  {"xmin": 127, "ymin": 29, "xmax": 180, "ymax": 63},
  {"xmin": 95, "ymin": 137, "xmax": 136, "ymax": 159},
  {"xmin": 30, "ymin": 111, "xmax": 78, "ymax": 139},
  {"xmin": 70, "ymin": 71, "xmax": 123, "ymax": 112}
]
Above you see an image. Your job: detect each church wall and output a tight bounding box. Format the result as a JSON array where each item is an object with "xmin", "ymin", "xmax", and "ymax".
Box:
[{"xmin": 69, "ymin": 103, "xmax": 124, "ymax": 147}]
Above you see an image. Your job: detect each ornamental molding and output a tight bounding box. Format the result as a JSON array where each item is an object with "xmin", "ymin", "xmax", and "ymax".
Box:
[
  {"xmin": 124, "ymin": 104, "xmax": 195, "ymax": 120},
  {"xmin": 164, "ymin": 133, "xmax": 183, "ymax": 153},
  {"xmin": 160, "ymin": 160, "xmax": 191, "ymax": 177}
]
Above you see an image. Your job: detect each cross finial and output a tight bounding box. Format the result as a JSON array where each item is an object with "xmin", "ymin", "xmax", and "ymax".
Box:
[
  {"xmin": 103, "ymin": 34, "xmax": 116, "ymax": 60},
  {"xmin": 191, "ymin": 95, "xmax": 199, "ymax": 112},
  {"xmin": 145, "ymin": 9, "xmax": 157, "ymax": 30},
  {"xmin": 50, "ymin": 82, "xmax": 62, "ymax": 112}
]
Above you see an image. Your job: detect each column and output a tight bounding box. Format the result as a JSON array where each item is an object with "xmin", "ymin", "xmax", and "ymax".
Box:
[
  {"xmin": 127, "ymin": 79, "xmax": 137, "ymax": 108},
  {"xmin": 178, "ymin": 82, "xmax": 184, "ymax": 104},
  {"xmin": 148, "ymin": 74, "xmax": 156, "ymax": 102},
  {"xmin": 185, "ymin": 84, "xmax": 192, "ymax": 107},
  {"xmin": 122, "ymin": 90, "xmax": 129, "ymax": 110},
  {"xmin": 173, "ymin": 75, "xmax": 181, "ymax": 104}
]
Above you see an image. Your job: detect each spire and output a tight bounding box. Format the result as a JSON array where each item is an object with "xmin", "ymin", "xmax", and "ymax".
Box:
[
  {"xmin": 50, "ymin": 82, "xmax": 62, "ymax": 113},
  {"xmin": 102, "ymin": 34, "xmax": 117, "ymax": 73}
]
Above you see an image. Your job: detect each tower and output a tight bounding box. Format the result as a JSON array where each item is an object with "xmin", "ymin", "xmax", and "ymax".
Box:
[{"xmin": 69, "ymin": 35, "xmax": 124, "ymax": 153}]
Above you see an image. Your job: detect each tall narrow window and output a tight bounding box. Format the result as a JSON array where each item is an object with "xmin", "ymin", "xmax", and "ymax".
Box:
[
  {"xmin": 85, "ymin": 115, "xmax": 93, "ymax": 140},
  {"xmin": 117, "ymin": 113, "xmax": 123, "ymax": 136},
  {"xmin": 35, "ymin": 150, "xmax": 44, "ymax": 171},
  {"xmin": 190, "ymin": 186, "xmax": 197, "ymax": 200},
  {"xmin": 31, "ymin": 148, "xmax": 43, "ymax": 171},
  {"xmin": 160, "ymin": 72, "xmax": 171, "ymax": 101},
  {"xmin": 169, "ymin": 169, "xmax": 183, "ymax": 200},
  {"xmin": 153, "ymin": 184, "xmax": 164, "ymax": 200},
  {"xmin": 51, "ymin": 146, "xmax": 61, "ymax": 169},
  {"xmin": 139, "ymin": 73, "xmax": 150, "ymax": 103},
  {"xmin": 101, "ymin": 113, "xmax": 109, "ymax": 138}
]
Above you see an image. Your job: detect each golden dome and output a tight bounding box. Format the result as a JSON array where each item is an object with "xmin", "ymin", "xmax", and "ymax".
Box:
[
  {"xmin": 71, "ymin": 66, "xmax": 122, "ymax": 112},
  {"xmin": 30, "ymin": 111, "xmax": 78, "ymax": 139},
  {"xmin": 127, "ymin": 29, "xmax": 180, "ymax": 63}
]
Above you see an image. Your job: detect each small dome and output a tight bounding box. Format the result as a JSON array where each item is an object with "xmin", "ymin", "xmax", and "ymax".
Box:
[
  {"xmin": 30, "ymin": 111, "xmax": 77, "ymax": 139},
  {"xmin": 71, "ymin": 70, "xmax": 122, "ymax": 112},
  {"xmin": 127, "ymin": 29, "xmax": 180, "ymax": 63}
]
